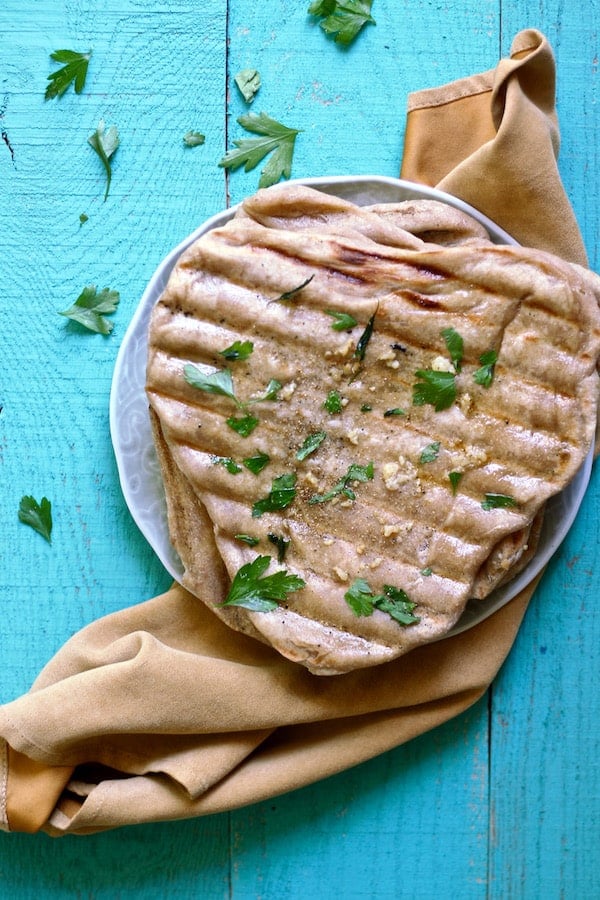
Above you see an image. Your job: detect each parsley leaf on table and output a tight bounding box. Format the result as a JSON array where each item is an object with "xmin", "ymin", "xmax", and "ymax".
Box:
[
  {"xmin": 218, "ymin": 112, "xmax": 302, "ymax": 189},
  {"xmin": 88, "ymin": 119, "xmax": 120, "ymax": 201},
  {"xmin": 45, "ymin": 49, "xmax": 92, "ymax": 100},
  {"xmin": 234, "ymin": 68, "xmax": 261, "ymax": 103},
  {"xmin": 220, "ymin": 555, "xmax": 305, "ymax": 612},
  {"xmin": 308, "ymin": 0, "xmax": 376, "ymax": 46},
  {"xmin": 183, "ymin": 131, "xmax": 206, "ymax": 147},
  {"xmin": 18, "ymin": 496, "xmax": 52, "ymax": 543},
  {"xmin": 58, "ymin": 285, "xmax": 120, "ymax": 335}
]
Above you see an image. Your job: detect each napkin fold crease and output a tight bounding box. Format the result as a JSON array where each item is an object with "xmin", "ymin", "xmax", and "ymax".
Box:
[{"xmin": 0, "ymin": 28, "xmax": 589, "ymax": 834}]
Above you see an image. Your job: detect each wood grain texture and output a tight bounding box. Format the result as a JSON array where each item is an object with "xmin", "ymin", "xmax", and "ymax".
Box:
[{"xmin": 0, "ymin": 0, "xmax": 598, "ymax": 897}]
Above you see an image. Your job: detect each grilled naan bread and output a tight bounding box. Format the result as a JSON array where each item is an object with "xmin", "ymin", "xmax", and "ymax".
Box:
[{"xmin": 146, "ymin": 184, "xmax": 600, "ymax": 674}]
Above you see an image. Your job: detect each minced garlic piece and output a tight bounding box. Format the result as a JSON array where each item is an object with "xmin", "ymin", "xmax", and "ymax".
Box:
[
  {"xmin": 451, "ymin": 445, "xmax": 488, "ymax": 472},
  {"xmin": 346, "ymin": 428, "xmax": 361, "ymax": 445},
  {"xmin": 302, "ymin": 471, "xmax": 320, "ymax": 489},
  {"xmin": 383, "ymin": 521, "xmax": 413, "ymax": 539},
  {"xmin": 336, "ymin": 338, "xmax": 355, "ymax": 358},
  {"xmin": 457, "ymin": 391, "xmax": 472, "ymax": 415},
  {"xmin": 333, "ymin": 566, "xmax": 349, "ymax": 582},
  {"xmin": 431, "ymin": 355, "xmax": 455, "ymax": 373},
  {"xmin": 382, "ymin": 456, "xmax": 417, "ymax": 490},
  {"xmin": 279, "ymin": 381, "xmax": 297, "ymax": 400}
]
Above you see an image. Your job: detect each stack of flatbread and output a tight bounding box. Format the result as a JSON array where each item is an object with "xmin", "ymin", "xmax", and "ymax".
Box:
[{"xmin": 146, "ymin": 183, "xmax": 600, "ymax": 674}]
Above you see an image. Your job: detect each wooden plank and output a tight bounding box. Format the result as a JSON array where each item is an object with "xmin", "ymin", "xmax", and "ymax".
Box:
[
  {"xmin": 1, "ymin": 818, "xmax": 231, "ymax": 899},
  {"xmin": 0, "ymin": 0, "xmax": 228, "ymax": 688},
  {"xmin": 231, "ymin": 701, "xmax": 490, "ymax": 899},
  {"xmin": 490, "ymin": 4, "xmax": 600, "ymax": 896},
  {"xmin": 0, "ymin": 0, "xmax": 232, "ymax": 892}
]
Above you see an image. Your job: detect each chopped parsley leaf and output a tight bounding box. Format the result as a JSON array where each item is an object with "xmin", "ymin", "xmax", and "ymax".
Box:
[
  {"xmin": 211, "ymin": 455, "xmax": 242, "ymax": 474},
  {"xmin": 45, "ymin": 48, "xmax": 92, "ymax": 100},
  {"xmin": 323, "ymin": 390, "xmax": 343, "ymax": 414},
  {"xmin": 183, "ymin": 131, "xmax": 205, "ymax": 147},
  {"xmin": 184, "ymin": 365, "xmax": 241, "ymax": 406},
  {"xmin": 344, "ymin": 578, "xmax": 419, "ymax": 626},
  {"xmin": 325, "ymin": 310, "xmax": 358, "ymax": 331},
  {"xmin": 296, "ymin": 431, "xmax": 326, "ymax": 461},
  {"xmin": 448, "ymin": 471, "xmax": 463, "ymax": 495},
  {"xmin": 234, "ymin": 68, "xmax": 261, "ymax": 103},
  {"xmin": 251, "ymin": 379, "xmax": 282, "ymax": 403},
  {"xmin": 272, "ymin": 275, "xmax": 314, "ymax": 303},
  {"xmin": 235, "ymin": 533, "xmax": 260, "ymax": 547},
  {"xmin": 413, "ymin": 369, "xmax": 456, "ymax": 411},
  {"xmin": 87, "ymin": 119, "xmax": 119, "ymax": 201},
  {"xmin": 353, "ymin": 309, "xmax": 377, "ymax": 362},
  {"xmin": 226, "ymin": 413, "xmax": 260, "ymax": 437},
  {"xmin": 242, "ymin": 452, "xmax": 271, "ymax": 474},
  {"xmin": 219, "ymin": 555, "xmax": 305, "ymax": 611},
  {"xmin": 308, "ymin": 0, "xmax": 376, "ymax": 46},
  {"xmin": 309, "ymin": 461, "xmax": 373, "ymax": 504},
  {"xmin": 219, "ymin": 340, "xmax": 254, "ymax": 361},
  {"xmin": 252, "ymin": 473, "xmax": 297, "ymax": 517},
  {"xmin": 267, "ymin": 532, "xmax": 290, "ymax": 562},
  {"xmin": 383, "ymin": 407, "xmax": 406, "ymax": 418},
  {"xmin": 419, "ymin": 441, "xmax": 441, "ymax": 464},
  {"xmin": 481, "ymin": 492, "xmax": 518, "ymax": 511},
  {"xmin": 473, "ymin": 349, "xmax": 498, "ymax": 388},
  {"xmin": 58, "ymin": 285, "xmax": 120, "ymax": 335},
  {"xmin": 441, "ymin": 327, "xmax": 464, "ymax": 372}
]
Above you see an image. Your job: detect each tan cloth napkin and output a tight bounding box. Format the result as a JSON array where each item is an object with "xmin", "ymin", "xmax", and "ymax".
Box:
[{"xmin": 0, "ymin": 28, "xmax": 589, "ymax": 835}]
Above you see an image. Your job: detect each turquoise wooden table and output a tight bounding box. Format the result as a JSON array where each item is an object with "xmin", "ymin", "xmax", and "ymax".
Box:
[{"xmin": 1, "ymin": 1, "xmax": 598, "ymax": 896}]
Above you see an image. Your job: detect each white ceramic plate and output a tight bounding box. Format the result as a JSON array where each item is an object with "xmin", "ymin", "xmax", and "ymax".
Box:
[{"xmin": 109, "ymin": 175, "xmax": 593, "ymax": 637}]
